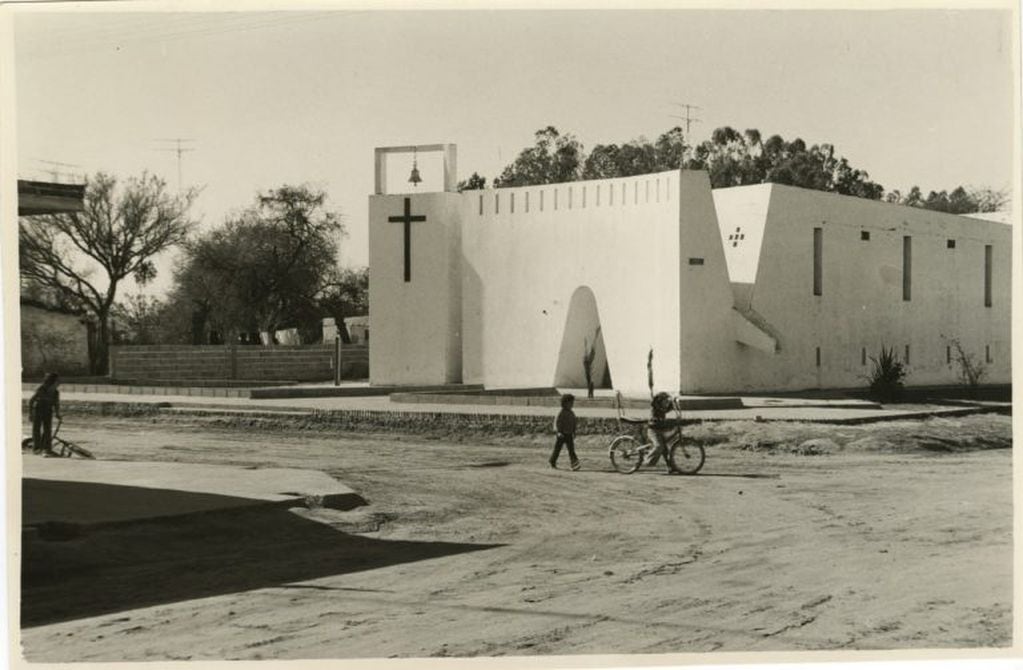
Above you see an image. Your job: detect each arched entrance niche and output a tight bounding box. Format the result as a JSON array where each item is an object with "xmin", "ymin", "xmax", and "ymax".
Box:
[{"xmin": 553, "ymin": 286, "xmax": 612, "ymax": 389}]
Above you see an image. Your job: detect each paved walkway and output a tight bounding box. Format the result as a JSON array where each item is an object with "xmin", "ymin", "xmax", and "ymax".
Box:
[
  {"xmin": 38, "ymin": 388, "xmax": 1009, "ymax": 424},
  {"xmin": 23, "ymin": 456, "xmax": 365, "ymax": 526}
]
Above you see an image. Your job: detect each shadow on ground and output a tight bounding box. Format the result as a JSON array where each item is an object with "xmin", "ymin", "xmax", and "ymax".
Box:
[{"xmin": 22, "ymin": 482, "xmax": 499, "ymax": 627}]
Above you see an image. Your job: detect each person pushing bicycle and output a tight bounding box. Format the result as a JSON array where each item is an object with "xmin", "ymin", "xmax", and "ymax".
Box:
[
  {"xmin": 29, "ymin": 372, "xmax": 62, "ymax": 455},
  {"xmin": 645, "ymin": 391, "xmax": 681, "ymax": 474}
]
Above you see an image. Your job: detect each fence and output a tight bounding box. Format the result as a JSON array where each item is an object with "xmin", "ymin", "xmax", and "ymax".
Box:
[{"xmin": 109, "ymin": 344, "xmax": 368, "ymax": 383}]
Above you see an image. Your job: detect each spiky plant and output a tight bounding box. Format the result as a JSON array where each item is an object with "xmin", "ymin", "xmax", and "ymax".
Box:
[{"xmin": 867, "ymin": 346, "xmax": 906, "ymax": 403}]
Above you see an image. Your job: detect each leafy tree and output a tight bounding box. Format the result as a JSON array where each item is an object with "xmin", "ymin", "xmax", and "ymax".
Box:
[
  {"xmin": 887, "ymin": 185, "xmax": 1008, "ymax": 214},
  {"xmin": 171, "ymin": 185, "xmax": 345, "ymax": 344},
  {"xmin": 457, "ymin": 172, "xmax": 487, "ymax": 191},
  {"xmin": 317, "ymin": 266, "xmax": 369, "ymax": 343},
  {"xmin": 490, "ymin": 124, "xmax": 1006, "ymax": 213},
  {"xmin": 19, "ymin": 172, "xmax": 197, "ymax": 373},
  {"xmin": 583, "ymin": 127, "xmax": 688, "ymax": 179},
  {"xmin": 112, "ymin": 294, "xmax": 164, "ymax": 345},
  {"xmin": 494, "ymin": 126, "xmax": 583, "ymax": 187},
  {"xmin": 968, "ymin": 187, "xmax": 1010, "ymax": 213}
]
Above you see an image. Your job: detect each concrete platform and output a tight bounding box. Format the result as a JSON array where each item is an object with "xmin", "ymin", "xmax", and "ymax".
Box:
[{"xmin": 22, "ymin": 456, "xmax": 366, "ymax": 526}]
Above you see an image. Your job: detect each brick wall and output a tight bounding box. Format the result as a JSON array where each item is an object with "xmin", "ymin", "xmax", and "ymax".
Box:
[{"xmin": 110, "ymin": 344, "xmax": 368, "ymax": 382}]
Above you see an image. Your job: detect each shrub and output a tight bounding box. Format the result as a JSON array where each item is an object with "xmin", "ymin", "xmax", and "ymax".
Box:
[
  {"xmin": 948, "ymin": 338, "xmax": 986, "ymax": 387},
  {"xmin": 867, "ymin": 346, "xmax": 906, "ymax": 403}
]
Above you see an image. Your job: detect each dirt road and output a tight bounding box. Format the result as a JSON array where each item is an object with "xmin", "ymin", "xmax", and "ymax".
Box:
[{"xmin": 19, "ymin": 415, "xmax": 1013, "ymax": 661}]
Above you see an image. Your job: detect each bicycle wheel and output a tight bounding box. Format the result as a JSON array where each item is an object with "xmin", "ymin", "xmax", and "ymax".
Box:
[
  {"xmin": 668, "ymin": 439, "xmax": 705, "ymax": 475},
  {"xmin": 609, "ymin": 435, "xmax": 645, "ymax": 474},
  {"xmin": 58, "ymin": 439, "xmax": 95, "ymax": 460}
]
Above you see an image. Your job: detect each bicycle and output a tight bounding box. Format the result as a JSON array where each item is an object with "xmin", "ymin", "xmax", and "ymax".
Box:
[
  {"xmin": 21, "ymin": 418, "xmax": 95, "ymax": 459},
  {"xmin": 607, "ymin": 393, "xmax": 705, "ymax": 475}
]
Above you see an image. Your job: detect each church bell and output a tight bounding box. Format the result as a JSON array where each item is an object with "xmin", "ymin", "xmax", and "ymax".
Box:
[{"xmin": 408, "ymin": 150, "xmax": 422, "ymax": 187}]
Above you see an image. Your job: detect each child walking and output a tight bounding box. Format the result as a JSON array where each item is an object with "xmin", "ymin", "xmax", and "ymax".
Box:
[{"xmin": 550, "ymin": 393, "xmax": 580, "ymax": 470}]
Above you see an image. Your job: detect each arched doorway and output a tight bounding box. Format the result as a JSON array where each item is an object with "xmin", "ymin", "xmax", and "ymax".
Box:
[{"xmin": 553, "ymin": 286, "xmax": 612, "ymax": 390}]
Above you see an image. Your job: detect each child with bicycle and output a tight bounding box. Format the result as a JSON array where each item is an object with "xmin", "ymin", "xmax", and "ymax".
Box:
[
  {"xmin": 647, "ymin": 391, "xmax": 681, "ymax": 475},
  {"xmin": 549, "ymin": 393, "xmax": 581, "ymax": 471},
  {"xmin": 29, "ymin": 372, "xmax": 61, "ymax": 455}
]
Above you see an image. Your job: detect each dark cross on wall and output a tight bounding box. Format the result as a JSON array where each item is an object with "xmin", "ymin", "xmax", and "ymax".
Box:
[
  {"xmin": 728, "ymin": 226, "xmax": 746, "ymax": 248},
  {"xmin": 388, "ymin": 197, "xmax": 427, "ymax": 282}
]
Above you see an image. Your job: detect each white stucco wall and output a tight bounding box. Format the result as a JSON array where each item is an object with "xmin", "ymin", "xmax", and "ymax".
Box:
[
  {"xmin": 461, "ymin": 173, "xmax": 684, "ymax": 393},
  {"xmin": 677, "ymin": 172, "xmax": 747, "ymax": 393},
  {"xmin": 368, "ymin": 192, "xmax": 462, "ymax": 384},
  {"xmin": 726, "ymin": 184, "xmax": 1011, "ymax": 391},
  {"xmin": 368, "ymin": 163, "xmax": 1010, "ymax": 394}
]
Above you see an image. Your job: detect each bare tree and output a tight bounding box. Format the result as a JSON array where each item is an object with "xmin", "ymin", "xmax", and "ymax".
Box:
[{"xmin": 19, "ymin": 172, "xmax": 197, "ymax": 374}]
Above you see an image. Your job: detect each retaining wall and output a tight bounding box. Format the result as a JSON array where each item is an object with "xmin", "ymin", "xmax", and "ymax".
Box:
[{"xmin": 109, "ymin": 344, "xmax": 368, "ymax": 382}]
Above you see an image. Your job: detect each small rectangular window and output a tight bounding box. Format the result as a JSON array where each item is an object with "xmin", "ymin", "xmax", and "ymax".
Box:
[
  {"xmin": 622, "ymin": 183, "xmax": 627, "ymax": 205},
  {"xmin": 904, "ymin": 345, "xmax": 910, "ymax": 365},
  {"xmin": 984, "ymin": 245, "xmax": 993, "ymax": 307},
  {"xmin": 946, "ymin": 345, "xmax": 951, "ymax": 364},
  {"xmin": 568, "ymin": 187, "xmax": 573, "ymax": 210},
  {"xmin": 986, "ymin": 345, "xmax": 992, "ymax": 363},
  {"xmin": 688, "ymin": 258, "xmax": 705, "ymax": 265},
  {"xmin": 554, "ymin": 189, "xmax": 559, "ymax": 211},
  {"xmin": 495, "ymin": 194, "xmax": 499, "ymax": 214},
  {"xmin": 540, "ymin": 190, "xmax": 544, "ymax": 212},
  {"xmin": 656, "ymin": 180, "xmax": 661, "ymax": 202},
  {"xmin": 815, "ymin": 347, "xmax": 821, "ymax": 367},
  {"xmin": 861, "ymin": 230, "xmax": 870, "ymax": 241},
  {"xmin": 525, "ymin": 191, "xmax": 530, "ymax": 213},
  {"xmin": 861, "ymin": 347, "xmax": 867, "ymax": 366},
  {"xmin": 582, "ymin": 187, "xmax": 586, "ymax": 208},
  {"xmin": 645, "ymin": 180, "xmax": 650, "ymax": 202},
  {"xmin": 478, "ymin": 194, "xmax": 483, "ymax": 216},
  {"xmin": 633, "ymin": 181, "xmax": 638, "ymax": 204},
  {"xmin": 903, "ymin": 236, "xmax": 912, "ymax": 301},
  {"xmin": 510, "ymin": 192, "xmax": 515, "ymax": 214},
  {"xmin": 596, "ymin": 185, "xmax": 600, "ymax": 206},
  {"xmin": 947, "ymin": 239, "xmax": 956, "ymax": 249},
  {"xmin": 813, "ymin": 227, "xmax": 823, "ymax": 296},
  {"xmin": 609, "ymin": 183, "xmax": 614, "ymax": 205}
]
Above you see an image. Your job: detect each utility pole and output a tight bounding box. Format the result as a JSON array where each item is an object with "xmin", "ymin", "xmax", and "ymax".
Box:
[
  {"xmin": 153, "ymin": 138, "xmax": 196, "ymax": 192},
  {"xmin": 669, "ymin": 102, "xmax": 702, "ymax": 168}
]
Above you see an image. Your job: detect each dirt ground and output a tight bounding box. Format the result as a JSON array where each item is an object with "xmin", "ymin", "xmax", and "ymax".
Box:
[{"xmin": 18, "ymin": 414, "xmax": 1013, "ymax": 662}]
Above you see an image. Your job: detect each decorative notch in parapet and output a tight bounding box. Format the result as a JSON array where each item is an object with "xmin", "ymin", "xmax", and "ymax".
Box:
[
  {"xmin": 374, "ymin": 144, "xmax": 457, "ymax": 195},
  {"xmin": 727, "ymin": 226, "xmax": 746, "ymax": 248}
]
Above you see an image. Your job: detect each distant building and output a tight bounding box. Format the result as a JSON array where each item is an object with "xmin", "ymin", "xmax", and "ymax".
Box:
[
  {"xmin": 344, "ymin": 316, "xmax": 369, "ymax": 344},
  {"xmin": 322, "ymin": 316, "xmax": 369, "ymax": 344},
  {"xmin": 369, "ymin": 146, "xmax": 1010, "ymax": 393}
]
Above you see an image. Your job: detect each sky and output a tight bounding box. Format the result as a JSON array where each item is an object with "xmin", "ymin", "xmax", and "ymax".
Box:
[{"xmin": 10, "ymin": 5, "xmax": 1017, "ymax": 298}]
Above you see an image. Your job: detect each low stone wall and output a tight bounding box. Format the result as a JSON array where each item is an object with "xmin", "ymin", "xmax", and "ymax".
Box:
[{"xmin": 109, "ymin": 344, "xmax": 368, "ymax": 382}]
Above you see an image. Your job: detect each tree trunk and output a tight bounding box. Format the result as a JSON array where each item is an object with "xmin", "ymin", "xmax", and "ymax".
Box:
[{"xmin": 93, "ymin": 311, "xmax": 110, "ymax": 376}]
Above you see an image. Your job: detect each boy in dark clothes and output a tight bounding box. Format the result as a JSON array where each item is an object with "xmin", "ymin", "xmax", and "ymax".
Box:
[
  {"xmin": 29, "ymin": 372, "xmax": 61, "ymax": 455},
  {"xmin": 549, "ymin": 393, "xmax": 580, "ymax": 470},
  {"xmin": 646, "ymin": 391, "xmax": 680, "ymax": 474}
]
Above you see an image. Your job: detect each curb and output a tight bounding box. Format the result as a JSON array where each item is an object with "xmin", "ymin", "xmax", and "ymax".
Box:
[{"xmin": 30, "ymin": 398, "xmax": 1012, "ymax": 433}]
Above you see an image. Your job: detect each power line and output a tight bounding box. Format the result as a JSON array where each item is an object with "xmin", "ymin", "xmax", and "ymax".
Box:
[{"xmin": 153, "ymin": 138, "xmax": 196, "ymax": 192}]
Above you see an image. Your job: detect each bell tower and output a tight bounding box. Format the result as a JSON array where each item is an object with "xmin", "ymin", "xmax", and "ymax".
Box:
[{"xmin": 368, "ymin": 144, "xmax": 463, "ymax": 386}]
